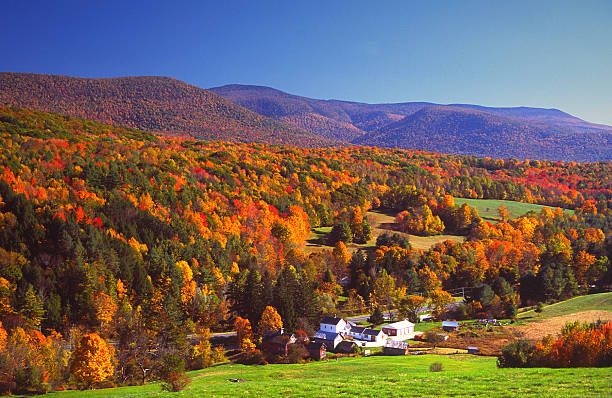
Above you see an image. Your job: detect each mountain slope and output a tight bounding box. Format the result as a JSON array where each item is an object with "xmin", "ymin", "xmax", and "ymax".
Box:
[
  {"xmin": 355, "ymin": 105, "xmax": 612, "ymax": 162},
  {"xmin": 211, "ymin": 84, "xmax": 612, "ymax": 161},
  {"xmin": 0, "ymin": 73, "xmax": 332, "ymax": 146}
]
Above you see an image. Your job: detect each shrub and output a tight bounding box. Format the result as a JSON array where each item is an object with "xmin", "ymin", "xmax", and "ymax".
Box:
[
  {"xmin": 235, "ymin": 349, "xmax": 267, "ymax": 365},
  {"xmin": 160, "ymin": 372, "xmax": 190, "ymax": 392},
  {"xmin": 425, "ymin": 330, "xmax": 445, "ymax": 347},
  {"xmin": 534, "ymin": 302, "xmax": 544, "ymax": 314},
  {"xmin": 497, "ymin": 340, "xmax": 535, "ymax": 368},
  {"xmin": 429, "ymin": 362, "xmax": 443, "ymax": 372}
]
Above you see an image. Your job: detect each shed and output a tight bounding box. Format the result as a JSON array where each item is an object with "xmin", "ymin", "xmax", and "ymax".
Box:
[
  {"xmin": 362, "ymin": 328, "xmax": 386, "ymax": 343},
  {"xmin": 441, "ymin": 321, "xmax": 459, "ymax": 332},
  {"xmin": 383, "ymin": 340, "xmax": 410, "ymax": 356},
  {"xmin": 467, "ymin": 346, "xmax": 479, "ymax": 354},
  {"xmin": 306, "ymin": 342, "xmax": 326, "ymax": 360}
]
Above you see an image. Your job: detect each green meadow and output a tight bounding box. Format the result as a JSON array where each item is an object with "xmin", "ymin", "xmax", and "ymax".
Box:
[
  {"xmin": 454, "ymin": 198, "xmax": 573, "ymax": 224},
  {"xmin": 519, "ymin": 292, "xmax": 612, "ymax": 320},
  {"xmin": 39, "ymin": 355, "xmax": 611, "ymax": 398}
]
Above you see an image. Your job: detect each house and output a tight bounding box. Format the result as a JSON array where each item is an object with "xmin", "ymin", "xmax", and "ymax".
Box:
[
  {"xmin": 347, "ymin": 325, "xmax": 367, "ymax": 340},
  {"xmin": 336, "ymin": 340, "xmax": 359, "ymax": 354},
  {"xmin": 313, "ymin": 331, "xmax": 343, "ymax": 350},
  {"xmin": 467, "ymin": 346, "xmax": 479, "ymax": 354},
  {"xmin": 362, "ymin": 328, "xmax": 386, "ymax": 343},
  {"xmin": 261, "ymin": 331, "xmax": 296, "ymax": 356},
  {"xmin": 306, "ymin": 342, "xmax": 326, "ymax": 360},
  {"xmin": 319, "ymin": 316, "xmax": 351, "ymax": 335},
  {"xmin": 383, "ymin": 340, "xmax": 410, "ymax": 356},
  {"xmin": 382, "ymin": 320, "xmax": 415, "ymax": 338},
  {"xmin": 441, "ymin": 321, "xmax": 459, "ymax": 332}
]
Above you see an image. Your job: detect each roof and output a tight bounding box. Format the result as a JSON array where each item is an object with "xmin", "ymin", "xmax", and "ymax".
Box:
[
  {"xmin": 350, "ymin": 326, "xmax": 366, "ymax": 334},
  {"xmin": 320, "ymin": 316, "xmax": 344, "ymax": 326},
  {"xmin": 383, "ymin": 320, "xmax": 415, "ymax": 329},
  {"xmin": 314, "ymin": 331, "xmax": 341, "ymax": 341},
  {"xmin": 363, "ymin": 328, "xmax": 384, "ymax": 336},
  {"xmin": 306, "ymin": 341, "xmax": 326, "ymax": 350},
  {"xmin": 384, "ymin": 340, "xmax": 410, "ymax": 349},
  {"xmin": 467, "ymin": 346, "xmax": 479, "ymax": 350},
  {"xmin": 442, "ymin": 321, "xmax": 459, "ymax": 328},
  {"xmin": 336, "ymin": 341, "xmax": 357, "ymax": 352}
]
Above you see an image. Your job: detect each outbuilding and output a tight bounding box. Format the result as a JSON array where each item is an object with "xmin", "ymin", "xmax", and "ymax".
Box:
[
  {"xmin": 306, "ymin": 342, "xmax": 326, "ymax": 360},
  {"xmin": 383, "ymin": 340, "xmax": 410, "ymax": 356},
  {"xmin": 382, "ymin": 320, "xmax": 415, "ymax": 338},
  {"xmin": 441, "ymin": 321, "xmax": 459, "ymax": 332}
]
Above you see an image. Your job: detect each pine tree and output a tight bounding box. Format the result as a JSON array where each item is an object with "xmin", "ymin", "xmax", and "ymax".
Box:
[{"xmin": 21, "ymin": 285, "xmax": 44, "ymax": 329}]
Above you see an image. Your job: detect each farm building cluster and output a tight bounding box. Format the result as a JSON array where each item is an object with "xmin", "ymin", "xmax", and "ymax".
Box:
[{"xmin": 261, "ymin": 316, "xmax": 425, "ymax": 360}]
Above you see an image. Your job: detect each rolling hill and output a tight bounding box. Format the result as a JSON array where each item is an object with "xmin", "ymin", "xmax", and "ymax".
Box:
[
  {"xmin": 211, "ymin": 84, "xmax": 612, "ymax": 162},
  {"xmin": 0, "ymin": 72, "xmax": 332, "ymax": 147},
  {"xmin": 356, "ymin": 105, "xmax": 612, "ymax": 162}
]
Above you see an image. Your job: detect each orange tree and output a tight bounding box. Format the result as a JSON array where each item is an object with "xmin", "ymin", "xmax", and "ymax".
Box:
[{"xmin": 70, "ymin": 333, "xmax": 115, "ymax": 388}]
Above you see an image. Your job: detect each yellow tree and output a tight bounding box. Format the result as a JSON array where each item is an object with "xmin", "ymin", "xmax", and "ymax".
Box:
[
  {"xmin": 430, "ymin": 290, "xmax": 454, "ymax": 318},
  {"xmin": 397, "ymin": 295, "xmax": 426, "ymax": 323},
  {"xmin": 257, "ymin": 306, "xmax": 283, "ymax": 337},
  {"xmin": 498, "ymin": 205, "xmax": 510, "ymax": 221},
  {"xmin": 70, "ymin": 333, "xmax": 115, "ymax": 387},
  {"xmin": 234, "ymin": 316, "xmax": 253, "ymax": 350}
]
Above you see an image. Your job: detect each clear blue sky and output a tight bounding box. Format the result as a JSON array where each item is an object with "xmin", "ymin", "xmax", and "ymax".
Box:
[{"xmin": 2, "ymin": 0, "xmax": 611, "ymax": 125}]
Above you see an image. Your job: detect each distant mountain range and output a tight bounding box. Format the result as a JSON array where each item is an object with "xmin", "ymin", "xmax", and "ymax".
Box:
[
  {"xmin": 211, "ymin": 84, "xmax": 612, "ymax": 162},
  {"xmin": 1, "ymin": 73, "xmax": 610, "ymax": 161},
  {"xmin": 0, "ymin": 73, "xmax": 332, "ymax": 147}
]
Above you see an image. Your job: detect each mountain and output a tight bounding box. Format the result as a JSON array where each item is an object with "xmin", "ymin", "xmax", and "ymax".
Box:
[
  {"xmin": 0, "ymin": 73, "xmax": 333, "ymax": 147},
  {"xmin": 211, "ymin": 84, "xmax": 612, "ymax": 162},
  {"xmin": 355, "ymin": 105, "xmax": 612, "ymax": 162}
]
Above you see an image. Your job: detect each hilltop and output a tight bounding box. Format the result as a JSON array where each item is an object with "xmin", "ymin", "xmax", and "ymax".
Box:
[
  {"xmin": 211, "ymin": 84, "xmax": 612, "ymax": 162},
  {"xmin": 0, "ymin": 72, "xmax": 332, "ymax": 147}
]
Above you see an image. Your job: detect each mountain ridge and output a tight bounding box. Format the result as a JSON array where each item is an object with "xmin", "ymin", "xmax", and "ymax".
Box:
[{"xmin": 0, "ymin": 72, "xmax": 334, "ymax": 147}]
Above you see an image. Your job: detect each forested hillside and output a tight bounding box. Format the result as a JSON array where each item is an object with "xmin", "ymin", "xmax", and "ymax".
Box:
[
  {"xmin": 0, "ymin": 106, "xmax": 610, "ymax": 392},
  {"xmin": 0, "ymin": 73, "xmax": 331, "ymax": 147},
  {"xmin": 356, "ymin": 105, "xmax": 612, "ymax": 162},
  {"xmin": 212, "ymin": 84, "xmax": 612, "ymax": 162}
]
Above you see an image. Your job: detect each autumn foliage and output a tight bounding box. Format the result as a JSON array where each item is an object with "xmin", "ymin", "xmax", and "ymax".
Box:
[{"xmin": 70, "ymin": 333, "xmax": 115, "ymax": 387}]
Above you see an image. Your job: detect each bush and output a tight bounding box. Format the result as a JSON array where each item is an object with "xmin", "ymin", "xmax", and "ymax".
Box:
[
  {"xmin": 425, "ymin": 330, "xmax": 445, "ymax": 347},
  {"xmin": 234, "ymin": 349, "xmax": 267, "ymax": 365},
  {"xmin": 160, "ymin": 372, "xmax": 190, "ymax": 392},
  {"xmin": 429, "ymin": 362, "xmax": 443, "ymax": 372},
  {"xmin": 497, "ymin": 340, "xmax": 535, "ymax": 368},
  {"xmin": 534, "ymin": 302, "xmax": 544, "ymax": 314}
]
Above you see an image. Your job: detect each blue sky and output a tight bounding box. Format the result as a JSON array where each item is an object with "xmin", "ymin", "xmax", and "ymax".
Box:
[{"xmin": 2, "ymin": 0, "xmax": 611, "ymax": 124}]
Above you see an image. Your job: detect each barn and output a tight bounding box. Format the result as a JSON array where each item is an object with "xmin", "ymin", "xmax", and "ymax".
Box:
[{"xmin": 306, "ymin": 341, "xmax": 326, "ymax": 360}]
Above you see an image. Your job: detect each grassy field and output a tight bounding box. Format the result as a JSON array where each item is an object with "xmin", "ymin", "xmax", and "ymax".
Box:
[
  {"xmin": 518, "ymin": 292, "xmax": 612, "ymax": 320},
  {"xmin": 41, "ymin": 355, "xmax": 611, "ymax": 398},
  {"xmin": 454, "ymin": 198, "xmax": 573, "ymax": 224},
  {"xmin": 306, "ymin": 210, "xmax": 465, "ymax": 254}
]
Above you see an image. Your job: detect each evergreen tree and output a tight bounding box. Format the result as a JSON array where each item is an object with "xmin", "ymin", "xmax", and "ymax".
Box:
[{"xmin": 368, "ymin": 306, "xmax": 384, "ymax": 325}]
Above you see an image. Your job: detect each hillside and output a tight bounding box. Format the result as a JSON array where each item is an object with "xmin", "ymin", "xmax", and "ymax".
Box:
[
  {"xmin": 356, "ymin": 105, "xmax": 612, "ymax": 162},
  {"xmin": 0, "ymin": 72, "xmax": 332, "ymax": 147},
  {"xmin": 0, "ymin": 107, "xmax": 610, "ymax": 394},
  {"xmin": 211, "ymin": 84, "xmax": 612, "ymax": 162}
]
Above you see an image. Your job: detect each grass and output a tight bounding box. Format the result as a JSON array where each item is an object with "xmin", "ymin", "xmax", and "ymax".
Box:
[
  {"xmin": 454, "ymin": 198, "xmax": 573, "ymax": 224},
  {"xmin": 518, "ymin": 292, "xmax": 612, "ymax": 320},
  {"xmin": 40, "ymin": 355, "xmax": 611, "ymax": 397},
  {"xmin": 306, "ymin": 210, "xmax": 466, "ymax": 254}
]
